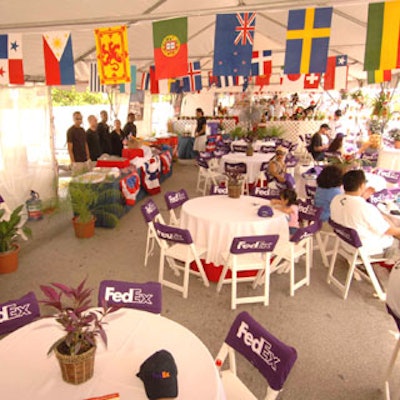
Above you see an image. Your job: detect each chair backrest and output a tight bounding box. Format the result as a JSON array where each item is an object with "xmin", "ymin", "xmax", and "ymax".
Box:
[
  {"xmin": 260, "ymin": 161, "xmax": 270, "ymax": 172},
  {"xmin": 164, "ymin": 189, "xmax": 189, "ymax": 210},
  {"xmin": 289, "ymin": 142, "xmax": 298, "ymax": 152},
  {"xmin": 367, "ymin": 188, "xmax": 391, "ymax": 206},
  {"xmin": 328, "ymin": 218, "xmax": 362, "ymax": 248},
  {"xmin": 298, "ymin": 199, "xmax": 322, "ymax": 222},
  {"xmin": 210, "ymin": 184, "xmax": 228, "ymax": 195},
  {"xmin": 199, "ymin": 151, "xmax": 213, "ymax": 160},
  {"xmin": 98, "ymin": 280, "xmax": 162, "ymax": 314},
  {"xmin": 301, "ymin": 166, "xmax": 323, "ymax": 179},
  {"xmin": 0, "ymin": 292, "xmax": 40, "ymax": 335},
  {"xmin": 285, "ymin": 153, "xmax": 299, "ymax": 168},
  {"xmin": 230, "ymin": 235, "xmax": 279, "ymax": 255},
  {"xmin": 360, "ymin": 152, "xmax": 378, "ymax": 163},
  {"xmin": 305, "ymin": 184, "xmax": 317, "ymax": 200},
  {"xmin": 374, "ymin": 168, "xmax": 400, "ymax": 185},
  {"xmin": 140, "ymin": 199, "xmax": 161, "ymax": 223},
  {"xmin": 232, "ymin": 144, "xmax": 248, "ymax": 153},
  {"xmin": 280, "ymin": 139, "xmax": 292, "ymax": 149},
  {"xmin": 153, "ymin": 221, "xmax": 193, "ymax": 245},
  {"xmin": 197, "ymin": 156, "xmax": 209, "ymax": 169},
  {"xmin": 251, "ymin": 186, "xmax": 281, "ymax": 200},
  {"xmin": 224, "ymin": 311, "xmax": 297, "ymax": 391},
  {"xmin": 259, "ymin": 145, "xmax": 276, "ymax": 153},
  {"xmin": 290, "ymin": 220, "xmax": 322, "ymax": 243},
  {"xmin": 224, "ymin": 162, "xmax": 247, "ymax": 175}
]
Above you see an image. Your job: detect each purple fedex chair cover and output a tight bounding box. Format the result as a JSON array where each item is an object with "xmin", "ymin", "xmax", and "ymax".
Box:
[
  {"xmin": 374, "ymin": 168, "xmax": 400, "ymax": 185},
  {"xmin": 140, "ymin": 199, "xmax": 160, "ymax": 223},
  {"xmin": 230, "ymin": 235, "xmax": 279, "ymax": 254},
  {"xmin": 153, "ymin": 221, "xmax": 193, "ymax": 245},
  {"xmin": 290, "ymin": 220, "xmax": 321, "ymax": 243},
  {"xmin": 225, "ymin": 311, "xmax": 297, "ymax": 391},
  {"xmin": 164, "ymin": 189, "xmax": 189, "ymax": 210},
  {"xmin": 328, "ymin": 219, "xmax": 362, "ymax": 248},
  {"xmin": 0, "ymin": 291, "xmax": 40, "ymax": 335},
  {"xmin": 251, "ymin": 186, "xmax": 280, "ymax": 200},
  {"xmin": 98, "ymin": 280, "xmax": 162, "ymax": 314}
]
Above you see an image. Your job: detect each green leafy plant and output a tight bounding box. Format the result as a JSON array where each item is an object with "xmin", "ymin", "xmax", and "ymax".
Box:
[
  {"xmin": 68, "ymin": 183, "xmax": 124, "ymax": 227},
  {"xmin": 39, "ymin": 278, "xmax": 119, "ymax": 356},
  {"xmin": 264, "ymin": 124, "xmax": 286, "ymax": 138},
  {"xmin": 0, "ymin": 205, "xmax": 32, "ymax": 253}
]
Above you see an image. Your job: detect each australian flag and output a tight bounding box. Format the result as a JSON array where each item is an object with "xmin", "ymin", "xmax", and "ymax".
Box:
[{"xmin": 213, "ymin": 13, "xmax": 256, "ymax": 76}]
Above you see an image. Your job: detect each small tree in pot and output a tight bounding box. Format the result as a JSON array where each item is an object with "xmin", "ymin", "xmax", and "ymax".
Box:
[{"xmin": 40, "ymin": 278, "xmax": 119, "ymax": 385}]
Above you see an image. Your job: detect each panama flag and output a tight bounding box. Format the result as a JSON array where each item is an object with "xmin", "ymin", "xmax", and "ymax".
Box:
[
  {"xmin": 43, "ymin": 31, "xmax": 75, "ymax": 85},
  {"xmin": 0, "ymin": 34, "xmax": 24, "ymax": 85}
]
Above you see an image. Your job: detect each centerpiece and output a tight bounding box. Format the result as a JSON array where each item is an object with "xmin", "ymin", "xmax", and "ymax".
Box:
[
  {"xmin": 224, "ymin": 167, "xmax": 244, "ymax": 199},
  {"xmin": 389, "ymin": 128, "xmax": 400, "ymax": 149},
  {"xmin": 40, "ymin": 278, "xmax": 119, "ymax": 384}
]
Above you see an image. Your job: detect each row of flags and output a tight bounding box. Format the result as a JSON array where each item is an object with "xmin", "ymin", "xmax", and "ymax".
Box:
[{"xmin": 0, "ymin": 1, "xmax": 398, "ymax": 88}]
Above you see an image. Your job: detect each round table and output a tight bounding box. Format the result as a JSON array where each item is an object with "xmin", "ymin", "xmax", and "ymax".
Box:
[
  {"xmin": 180, "ymin": 195, "xmax": 289, "ymax": 267},
  {"xmin": 0, "ymin": 308, "xmax": 224, "ymax": 400},
  {"xmin": 377, "ymin": 148, "xmax": 400, "ymax": 171},
  {"xmin": 221, "ymin": 152, "xmax": 275, "ymax": 183}
]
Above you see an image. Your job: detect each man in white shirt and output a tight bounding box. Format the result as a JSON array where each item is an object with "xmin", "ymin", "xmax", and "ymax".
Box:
[{"xmin": 330, "ymin": 170, "xmax": 400, "ymax": 257}]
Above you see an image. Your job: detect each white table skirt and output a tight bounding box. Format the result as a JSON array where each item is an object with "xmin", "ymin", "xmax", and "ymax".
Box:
[
  {"xmin": 0, "ymin": 309, "xmax": 225, "ymax": 400},
  {"xmin": 180, "ymin": 195, "xmax": 289, "ymax": 266},
  {"xmin": 221, "ymin": 152, "xmax": 275, "ymax": 183},
  {"xmin": 377, "ymin": 148, "xmax": 400, "ymax": 171}
]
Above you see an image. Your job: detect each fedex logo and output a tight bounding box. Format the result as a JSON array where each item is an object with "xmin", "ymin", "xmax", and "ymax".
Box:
[
  {"xmin": 144, "ymin": 202, "xmax": 157, "ymax": 215},
  {"xmin": 104, "ymin": 287, "xmax": 153, "ymax": 305},
  {"xmin": 376, "ymin": 170, "xmax": 400, "ymax": 182},
  {"xmin": 211, "ymin": 186, "xmax": 227, "ymax": 195},
  {"xmin": 237, "ymin": 240, "xmax": 273, "ymax": 251},
  {"xmin": 236, "ymin": 321, "xmax": 280, "ymax": 371},
  {"xmin": 254, "ymin": 187, "xmax": 279, "ymax": 197},
  {"xmin": 0, "ymin": 303, "xmax": 32, "ymax": 323},
  {"xmin": 298, "ymin": 203, "xmax": 317, "ymax": 217},
  {"xmin": 168, "ymin": 192, "xmax": 186, "ymax": 205},
  {"xmin": 156, "ymin": 229, "xmax": 185, "ymax": 242}
]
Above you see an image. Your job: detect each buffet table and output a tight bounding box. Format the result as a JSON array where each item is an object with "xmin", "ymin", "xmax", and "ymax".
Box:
[
  {"xmin": 180, "ymin": 195, "xmax": 289, "ymax": 281},
  {"xmin": 0, "ymin": 308, "xmax": 224, "ymax": 400}
]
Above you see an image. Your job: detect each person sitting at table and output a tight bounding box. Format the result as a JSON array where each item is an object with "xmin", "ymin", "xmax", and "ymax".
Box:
[
  {"xmin": 267, "ymin": 146, "xmax": 288, "ymax": 185},
  {"xmin": 308, "ymin": 123, "xmax": 331, "ymax": 162},
  {"xmin": 193, "ymin": 108, "xmax": 207, "ymax": 154},
  {"xmin": 326, "ymin": 133, "xmax": 345, "ymax": 155},
  {"xmin": 110, "ymin": 119, "xmax": 124, "ymax": 157},
  {"xmin": 271, "ymin": 188, "xmax": 300, "ymax": 236},
  {"xmin": 330, "ymin": 170, "xmax": 400, "ymax": 263},
  {"xmin": 314, "ymin": 165, "xmax": 343, "ymax": 227}
]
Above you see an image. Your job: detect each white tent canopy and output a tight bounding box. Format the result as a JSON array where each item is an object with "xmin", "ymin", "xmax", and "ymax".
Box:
[{"xmin": 0, "ymin": 0, "xmax": 395, "ymax": 87}]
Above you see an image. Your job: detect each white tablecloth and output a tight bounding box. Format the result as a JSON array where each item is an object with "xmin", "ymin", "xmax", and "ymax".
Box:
[
  {"xmin": 377, "ymin": 148, "xmax": 400, "ymax": 171},
  {"xmin": 221, "ymin": 152, "xmax": 275, "ymax": 183},
  {"xmin": 180, "ymin": 195, "xmax": 289, "ymax": 266},
  {"xmin": 0, "ymin": 309, "xmax": 224, "ymax": 400}
]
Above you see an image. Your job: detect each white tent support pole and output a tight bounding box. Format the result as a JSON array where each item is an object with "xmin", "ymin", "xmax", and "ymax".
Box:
[{"xmin": 47, "ymin": 86, "xmax": 59, "ymax": 200}]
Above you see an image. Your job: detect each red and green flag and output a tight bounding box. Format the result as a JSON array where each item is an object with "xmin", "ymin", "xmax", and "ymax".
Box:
[
  {"xmin": 152, "ymin": 17, "xmax": 188, "ymax": 80},
  {"xmin": 367, "ymin": 69, "xmax": 392, "ymax": 84},
  {"xmin": 364, "ymin": 1, "xmax": 400, "ymax": 71}
]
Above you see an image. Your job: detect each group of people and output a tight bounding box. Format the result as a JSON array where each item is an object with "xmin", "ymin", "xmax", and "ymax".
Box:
[{"xmin": 67, "ymin": 110, "xmax": 137, "ymax": 169}]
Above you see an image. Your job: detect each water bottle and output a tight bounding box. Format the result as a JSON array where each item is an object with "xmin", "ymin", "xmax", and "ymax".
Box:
[{"xmin": 26, "ymin": 190, "xmax": 43, "ymax": 221}]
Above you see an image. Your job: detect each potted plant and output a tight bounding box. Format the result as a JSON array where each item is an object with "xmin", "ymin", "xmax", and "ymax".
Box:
[
  {"xmin": 389, "ymin": 128, "xmax": 400, "ymax": 149},
  {"xmin": 0, "ymin": 204, "xmax": 32, "ymax": 274},
  {"xmin": 68, "ymin": 182, "xmax": 124, "ymax": 238},
  {"xmin": 39, "ymin": 278, "xmax": 119, "ymax": 385},
  {"xmin": 224, "ymin": 169, "xmax": 244, "ymax": 199}
]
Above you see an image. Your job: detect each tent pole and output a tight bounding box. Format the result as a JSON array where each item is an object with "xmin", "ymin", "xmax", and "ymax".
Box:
[{"xmin": 47, "ymin": 86, "xmax": 59, "ymax": 202}]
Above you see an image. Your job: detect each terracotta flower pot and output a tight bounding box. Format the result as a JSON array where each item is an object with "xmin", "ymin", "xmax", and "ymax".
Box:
[
  {"xmin": 0, "ymin": 244, "xmax": 20, "ymax": 274},
  {"xmin": 54, "ymin": 342, "xmax": 96, "ymax": 385},
  {"xmin": 228, "ymin": 184, "xmax": 242, "ymax": 199},
  {"xmin": 72, "ymin": 217, "xmax": 95, "ymax": 239},
  {"xmin": 394, "ymin": 140, "xmax": 400, "ymax": 149}
]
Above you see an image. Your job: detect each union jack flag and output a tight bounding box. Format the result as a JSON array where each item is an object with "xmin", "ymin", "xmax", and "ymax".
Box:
[{"xmin": 234, "ymin": 13, "xmax": 256, "ymax": 46}]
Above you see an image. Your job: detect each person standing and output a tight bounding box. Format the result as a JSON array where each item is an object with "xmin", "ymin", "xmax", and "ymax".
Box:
[
  {"xmin": 86, "ymin": 115, "xmax": 102, "ymax": 161},
  {"xmin": 67, "ymin": 111, "xmax": 90, "ymax": 172},
  {"xmin": 193, "ymin": 108, "xmax": 207, "ymax": 153},
  {"xmin": 308, "ymin": 123, "xmax": 331, "ymax": 162},
  {"xmin": 97, "ymin": 110, "xmax": 111, "ymax": 154},
  {"xmin": 122, "ymin": 112, "xmax": 137, "ymax": 140},
  {"xmin": 110, "ymin": 119, "xmax": 124, "ymax": 157}
]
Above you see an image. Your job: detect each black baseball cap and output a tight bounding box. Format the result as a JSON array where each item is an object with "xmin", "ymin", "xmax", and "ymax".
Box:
[{"xmin": 136, "ymin": 350, "xmax": 178, "ymax": 400}]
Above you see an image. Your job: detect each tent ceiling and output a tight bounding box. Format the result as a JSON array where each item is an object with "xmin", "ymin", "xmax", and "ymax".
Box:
[{"xmin": 0, "ymin": 0, "xmax": 391, "ymax": 86}]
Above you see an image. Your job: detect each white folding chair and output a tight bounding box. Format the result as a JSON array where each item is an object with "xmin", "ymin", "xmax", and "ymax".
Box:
[
  {"xmin": 254, "ymin": 221, "xmax": 321, "ymax": 297},
  {"xmin": 153, "ymin": 221, "xmax": 209, "ymax": 299},
  {"xmin": 140, "ymin": 199, "xmax": 166, "ymax": 267},
  {"xmin": 164, "ymin": 189, "xmax": 189, "ymax": 226},
  {"xmin": 327, "ymin": 219, "xmax": 387, "ymax": 301},
  {"xmin": 196, "ymin": 156, "xmax": 225, "ymax": 196},
  {"xmin": 215, "ymin": 311, "xmax": 297, "ymax": 400},
  {"xmin": 217, "ymin": 235, "xmax": 279, "ymax": 309}
]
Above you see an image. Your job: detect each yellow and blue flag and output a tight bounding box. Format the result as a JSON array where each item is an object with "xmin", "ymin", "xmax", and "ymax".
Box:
[{"xmin": 284, "ymin": 7, "xmax": 333, "ymax": 74}]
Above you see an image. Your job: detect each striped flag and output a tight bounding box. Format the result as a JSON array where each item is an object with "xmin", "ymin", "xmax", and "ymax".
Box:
[
  {"xmin": 367, "ymin": 69, "xmax": 392, "ymax": 84},
  {"xmin": 140, "ymin": 71, "xmax": 150, "ymax": 91},
  {"xmin": 323, "ymin": 55, "xmax": 348, "ymax": 90},
  {"xmin": 119, "ymin": 65, "xmax": 137, "ymax": 93},
  {"xmin": 89, "ymin": 62, "xmax": 105, "ymax": 92},
  {"xmin": 284, "ymin": 7, "xmax": 333, "ymax": 74},
  {"xmin": 364, "ymin": 1, "xmax": 400, "ymax": 71}
]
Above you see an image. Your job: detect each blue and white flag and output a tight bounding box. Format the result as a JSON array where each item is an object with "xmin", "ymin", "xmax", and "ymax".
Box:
[{"xmin": 119, "ymin": 65, "xmax": 137, "ymax": 93}]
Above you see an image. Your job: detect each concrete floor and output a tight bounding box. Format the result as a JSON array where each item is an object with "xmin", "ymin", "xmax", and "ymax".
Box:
[{"xmin": 0, "ymin": 159, "xmax": 398, "ymax": 400}]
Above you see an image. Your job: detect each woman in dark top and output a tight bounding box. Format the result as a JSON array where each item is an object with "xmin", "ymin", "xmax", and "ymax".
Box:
[
  {"xmin": 193, "ymin": 108, "xmax": 207, "ymax": 152},
  {"xmin": 110, "ymin": 119, "xmax": 124, "ymax": 157}
]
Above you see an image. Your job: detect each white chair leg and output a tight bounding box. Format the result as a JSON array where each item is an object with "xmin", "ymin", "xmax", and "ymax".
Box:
[
  {"xmin": 231, "ymin": 269, "xmax": 237, "ymax": 310},
  {"xmin": 361, "ymin": 255, "xmax": 386, "ymax": 301},
  {"xmin": 385, "ymin": 335, "xmax": 400, "ymax": 400},
  {"xmin": 194, "ymin": 255, "xmax": 210, "ymax": 287},
  {"xmin": 182, "ymin": 261, "xmax": 191, "ymax": 299},
  {"xmin": 263, "ymin": 262, "xmax": 270, "ymax": 306},
  {"xmin": 265, "ymin": 387, "xmax": 281, "ymax": 400},
  {"xmin": 217, "ymin": 264, "xmax": 230, "ymax": 292},
  {"xmin": 159, "ymin": 250, "xmax": 166, "ymax": 284}
]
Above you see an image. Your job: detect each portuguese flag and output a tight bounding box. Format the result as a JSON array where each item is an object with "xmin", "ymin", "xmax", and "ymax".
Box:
[
  {"xmin": 153, "ymin": 17, "xmax": 188, "ymax": 80},
  {"xmin": 364, "ymin": 1, "xmax": 400, "ymax": 71}
]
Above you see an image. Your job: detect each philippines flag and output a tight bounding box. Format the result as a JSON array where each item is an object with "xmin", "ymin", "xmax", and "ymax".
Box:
[
  {"xmin": 0, "ymin": 34, "xmax": 24, "ymax": 85},
  {"xmin": 323, "ymin": 55, "xmax": 348, "ymax": 90},
  {"xmin": 43, "ymin": 31, "xmax": 75, "ymax": 85},
  {"xmin": 182, "ymin": 61, "xmax": 202, "ymax": 92}
]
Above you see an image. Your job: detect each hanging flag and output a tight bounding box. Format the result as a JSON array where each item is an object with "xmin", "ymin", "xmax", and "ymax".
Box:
[
  {"xmin": 303, "ymin": 73, "xmax": 321, "ymax": 89},
  {"xmin": 0, "ymin": 34, "xmax": 24, "ymax": 85},
  {"xmin": 213, "ymin": 13, "xmax": 256, "ymax": 76},
  {"xmin": 284, "ymin": 7, "xmax": 333, "ymax": 74},
  {"xmin": 153, "ymin": 17, "xmax": 188, "ymax": 79},
  {"xmin": 149, "ymin": 65, "xmax": 159, "ymax": 94},
  {"xmin": 280, "ymin": 73, "xmax": 322, "ymax": 91},
  {"xmin": 323, "ymin": 55, "xmax": 348, "ymax": 91},
  {"xmin": 140, "ymin": 71, "xmax": 150, "ymax": 91},
  {"xmin": 43, "ymin": 31, "xmax": 75, "ymax": 85},
  {"xmin": 170, "ymin": 78, "xmax": 183, "ymax": 94},
  {"xmin": 94, "ymin": 25, "xmax": 131, "ymax": 85},
  {"xmin": 119, "ymin": 65, "xmax": 137, "ymax": 93},
  {"xmin": 182, "ymin": 61, "xmax": 202, "ymax": 92},
  {"xmin": 89, "ymin": 62, "xmax": 105, "ymax": 92},
  {"xmin": 364, "ymin": 1, "xmax": 400, "ymax": 71},
  {"xmin": 251, "ymin": 50, "xmax": 272, "ymax": 88},
  {"xmin": 367, "ymin": 69, "xmax": 392, "ymax": 84},
  {"xmin": 220, "ymin": 76, "xmax": 239, "ymax": 87},
  {"xmin": 208, "ymin": 71, "xmax": 221, "ymax": 88}
]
